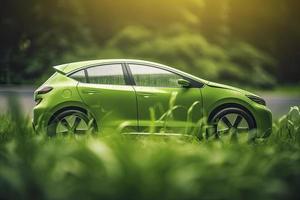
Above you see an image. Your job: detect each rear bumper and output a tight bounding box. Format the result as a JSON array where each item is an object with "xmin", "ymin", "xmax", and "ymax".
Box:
[
  {"xmin": 32, "ymin": 121, "xmax": 36, "ymax": 132},
  {"xmin": 32, "ymin": 104, "xmax": 49, "ymax": 133}
]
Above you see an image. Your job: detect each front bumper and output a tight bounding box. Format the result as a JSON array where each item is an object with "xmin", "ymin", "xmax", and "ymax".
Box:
[{"xmin": 252, "ymin": 104, "xmax": 272, "ymax": 138}]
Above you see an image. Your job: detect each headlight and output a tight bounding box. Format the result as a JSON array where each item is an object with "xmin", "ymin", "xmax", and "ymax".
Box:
[{"xmin": 246, "ymin": 95, "xmax": 266, "ymax": 106}]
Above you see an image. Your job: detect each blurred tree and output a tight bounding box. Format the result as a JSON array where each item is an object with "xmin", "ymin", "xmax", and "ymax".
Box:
[
  {"xmin": 82, "ymin": 0, "xmax": 204, "ymax": 42},
  {"xmin": 0, "ymin": 0, "xmax": 298, "ymax": 85},
  {"xmin": 200, "ymin": 0, "xmax": 231, "ymax": 43},
  {"xmin": 95, "ymin": 26, "xmax": 275, "ymax": 87},
  {"xmin": 0, "ymin": 0, "xmax": 89, "ymax": 84},
  {"xmin": 228, "ymin": 0, "xmax": 300, "ymax": 83}
]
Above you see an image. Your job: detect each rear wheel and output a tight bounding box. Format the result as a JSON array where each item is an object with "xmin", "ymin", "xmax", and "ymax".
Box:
[
  {"xmin": 47, "ymin": 110, "xmax": 95, "ymax": 136},
  {"xmin": 209, "ymin": 107, "xmax": 256, "ymax": 141}
]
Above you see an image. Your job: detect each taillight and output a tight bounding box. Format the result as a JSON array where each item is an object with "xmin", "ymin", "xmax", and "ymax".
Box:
[{"xmin": 37, "ymin": 86, "xmax": 53, "ymax": 94}]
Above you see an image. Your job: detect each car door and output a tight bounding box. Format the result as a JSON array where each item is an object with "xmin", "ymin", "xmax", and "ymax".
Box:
[
  {"xmin": 75, "ymin": 63, "xmax": 138, "ymax": 132},
  {"xmin": 127, "ymin": 63, "xmax": 203, "ymax": 135}
]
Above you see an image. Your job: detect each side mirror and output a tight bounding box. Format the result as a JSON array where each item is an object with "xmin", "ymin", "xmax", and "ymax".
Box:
[{"xmin": 177, "ymin": 79, "xmax": 191, "ymax": 88}]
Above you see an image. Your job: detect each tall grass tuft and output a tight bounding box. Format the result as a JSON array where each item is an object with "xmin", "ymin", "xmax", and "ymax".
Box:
[{"xmin": 0, "ymin": 97, "xmax": 299, "ymax": 199}]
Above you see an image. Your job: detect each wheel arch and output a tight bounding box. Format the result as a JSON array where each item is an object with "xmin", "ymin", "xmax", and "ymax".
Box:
[
  {"xmin": 47, "ymin": 101, "xmax": 98, "ymax": 130},
  {"xmin": 49, "ymin": 106, "xmax": 87, "ymax": 122},
  {"xmin": 207, "ymin": 103, "xmax": 257, "ymax": 128}
]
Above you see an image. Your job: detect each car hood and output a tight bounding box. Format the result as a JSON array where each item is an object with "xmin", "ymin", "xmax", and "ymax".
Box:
[{"xmin": 207, "ymin": 82, "xmax": 259, "ymax": 97}]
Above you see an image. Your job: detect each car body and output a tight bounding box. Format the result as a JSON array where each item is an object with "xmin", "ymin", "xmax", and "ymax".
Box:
[{"xmin": 33, "ymin": 59, "xmax": 272, "ymax": 138}]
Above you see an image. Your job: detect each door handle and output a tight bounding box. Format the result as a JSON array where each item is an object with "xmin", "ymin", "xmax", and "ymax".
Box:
[
  {"xmin": 143, "ymin": 95, "xmax": 151, "ymax": 99},
  {"xmin": 138, "ymin": 93, "xmax": 154, "ymax": 98},
  {"xmin": 82, "ymin": 89, "xmax": 100, "ymax": 94}
]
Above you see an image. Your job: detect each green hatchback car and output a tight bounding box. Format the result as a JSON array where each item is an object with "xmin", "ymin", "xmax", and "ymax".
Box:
[{"xmin": 33, "ymin": 59, "xmax": 272, "ymax": 138}]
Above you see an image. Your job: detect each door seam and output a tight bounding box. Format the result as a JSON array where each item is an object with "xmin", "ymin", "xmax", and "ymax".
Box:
[{"xmin": 124, "ymin": 62, "xmax": 140, "ymax": 131}]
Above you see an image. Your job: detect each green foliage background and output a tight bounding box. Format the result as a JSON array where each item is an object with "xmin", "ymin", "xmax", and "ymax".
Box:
[
  {"xmin": 1, "ymin": 0, "xmax": 299, "ymax": 87},
  {"xmin": 1, "ymin": 1, "xmax": 299, "ymax": 198}
]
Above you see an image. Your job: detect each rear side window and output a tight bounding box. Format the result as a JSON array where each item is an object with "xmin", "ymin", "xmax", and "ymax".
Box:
[
  {"xmin": 86, "ymin": 64, "xmax": 125, "ymax": 85},
  {"xmin": 129, "ymin": 64, "xmax": 182, "ymax": 88},
  {"xmin": 69, "ymin": 70, "xmax": 87, "ymax": 83}
]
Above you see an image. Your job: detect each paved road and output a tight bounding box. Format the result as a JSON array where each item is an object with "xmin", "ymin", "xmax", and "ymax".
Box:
[
  {"xmin": 261, "ymin": 95, "xmax": 300, "ymax": 118},
  {"xmin": 0, "ymin": 87, "xmax": 35, "ymax": 116},
  {"xmin": 0, "ymin": 87, "xmax": 299, "ymax": 119}
]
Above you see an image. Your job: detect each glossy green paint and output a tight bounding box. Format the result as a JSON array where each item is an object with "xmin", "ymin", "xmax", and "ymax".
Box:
[
  {"xmin": 134, "ymin": 86, "xmax": 202, "ymax": 133},
  {"xmin": 33, "ymin": 73, "xmax": 90, "ymax": 132},
  {"xmin": 33, "ymin": 59, "xmax": 272, "ymax": 137},
  {"xmin": 201, "ymin": 82, "xmax": 272, "ymax": 137},
  {"xmin": 77, "ymin": 83, "xmax": 138, "ymax": 130}
]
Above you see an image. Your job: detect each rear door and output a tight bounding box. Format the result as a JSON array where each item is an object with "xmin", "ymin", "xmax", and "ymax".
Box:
[
  {"xmin": 75, "ymin": 63, "xmax": 137, "ymax": 132},
  {"xmin": 127, "ymin": 63, "xmax": 203, "ymax": 134}
]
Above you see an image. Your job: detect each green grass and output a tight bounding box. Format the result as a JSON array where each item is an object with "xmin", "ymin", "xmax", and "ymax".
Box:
[{"xmin": 0, "ymin": 106, "xmax": 299, "ymax": 200}]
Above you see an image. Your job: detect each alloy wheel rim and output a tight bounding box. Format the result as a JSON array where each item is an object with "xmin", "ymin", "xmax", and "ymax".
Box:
[
  {"xmin": 56, "ymin": 115, "xmax": 89, "ymax": 135},
  {"xmin": 216, "ymin": 113, "xmax": 249, "ymax": 136}
]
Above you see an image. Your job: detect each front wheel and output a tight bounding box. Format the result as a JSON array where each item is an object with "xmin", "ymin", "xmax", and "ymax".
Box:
[
  {"xmin": 47, "ymin": 110, "xmax": 95, "ymax": 136},
  {"xmin": 209, "ymin": 107, "xmax": 256, "ymax": 141}
]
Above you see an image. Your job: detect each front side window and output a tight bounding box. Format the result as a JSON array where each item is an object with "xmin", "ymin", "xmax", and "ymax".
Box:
[
  {"xmin": 129, "ymin": 64, "xmax": 182, "ymax": 88},
  {"xmin": 69, "ymin": 70, "xmax": 87, "ymax": 83},
  {"xmin": 86, "ymin": 64, "xmax": 125, "ymax": 85}
]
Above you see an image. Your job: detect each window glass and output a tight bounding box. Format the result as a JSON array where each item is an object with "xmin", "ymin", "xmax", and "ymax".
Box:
[
  {"xmin": 129, "ymin": 64, "xmax": 182, "ymax": 88},
  {"xmin": 69, "ymin": 70, "xmax": 86, "ymax": 83},
  {"xmin": 87, "ymin": 64, "xmax": 125, "ymax": 85}
]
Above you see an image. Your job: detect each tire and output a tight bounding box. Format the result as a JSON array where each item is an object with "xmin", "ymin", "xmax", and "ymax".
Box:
[
  {"xmin": 47, "ymin": 110, "xmax": 96, "ymax": 136},
  {"xmin": 209, "ymin": 107, "xmax": 256, "ymax": 140}
]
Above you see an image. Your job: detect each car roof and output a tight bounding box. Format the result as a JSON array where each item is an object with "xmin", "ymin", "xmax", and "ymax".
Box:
[
  {"xmin": 53, "ymin": 59, "xmax": 162, "ymax": 74},
  {"xmin": 53, "ymin": 59, "xmax": 208, "ymax": 84}
]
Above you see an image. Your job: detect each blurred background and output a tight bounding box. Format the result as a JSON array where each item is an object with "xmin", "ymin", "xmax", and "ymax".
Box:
[{"xmin": 0, "ymin": 0, "xmax": 299, "ymax": 117}]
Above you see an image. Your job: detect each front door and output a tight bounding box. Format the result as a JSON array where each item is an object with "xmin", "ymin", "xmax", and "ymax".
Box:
[
  {"xmin": 76, "ymin": 63, "xmax": 137, "ymax": 132},
  {"xmin": 127, "ymin": 63, "xmax": 203, "ymax": 135}
]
